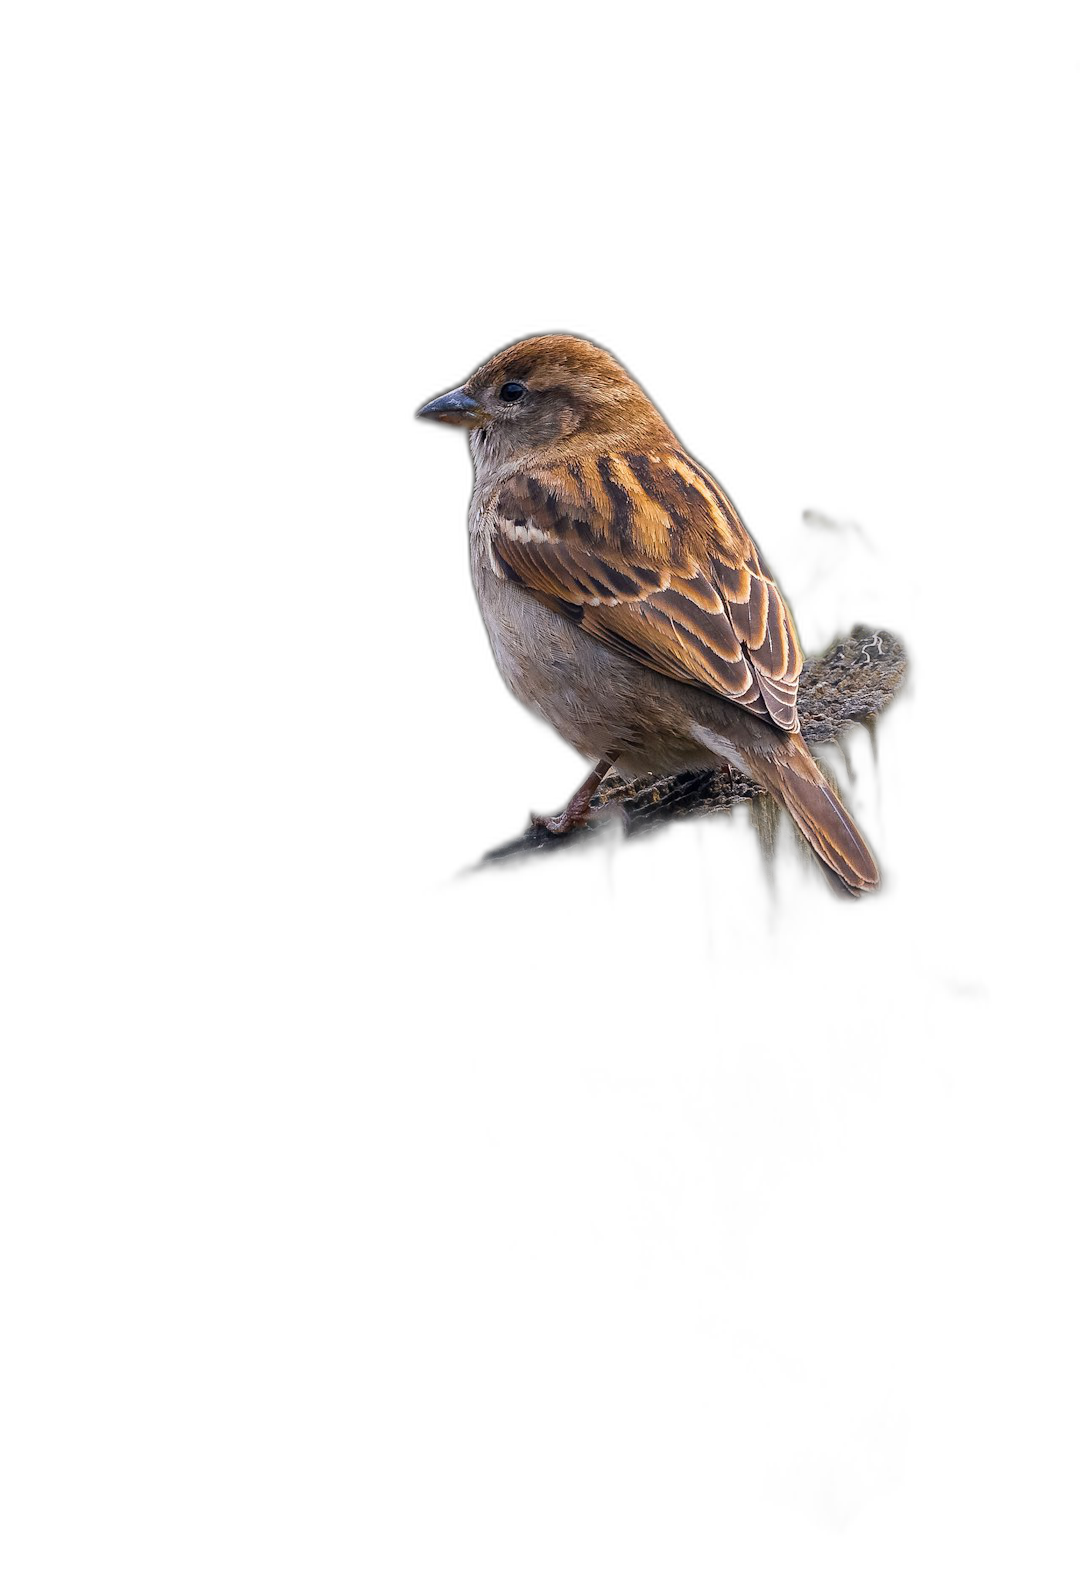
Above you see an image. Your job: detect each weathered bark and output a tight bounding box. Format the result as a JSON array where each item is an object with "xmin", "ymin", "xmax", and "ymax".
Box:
[{"xmin": 481, "ymin": 624, "xmax": 907, "ymax": 864}]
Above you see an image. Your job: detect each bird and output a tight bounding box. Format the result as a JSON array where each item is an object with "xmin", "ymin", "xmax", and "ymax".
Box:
[{"xmin": 418, "ymin": 334, "xmax": 879, "ymax": 894}]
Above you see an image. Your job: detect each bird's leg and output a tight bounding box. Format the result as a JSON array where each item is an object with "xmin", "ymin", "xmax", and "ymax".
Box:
[{"xmin": 531, "ymin": 752, "xmax": 621, "ymax": 836}]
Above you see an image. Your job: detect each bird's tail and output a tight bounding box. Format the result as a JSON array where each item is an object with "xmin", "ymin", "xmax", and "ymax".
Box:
[{"xmin": 750, "ymin": 733, "xmax": 880, "ymax": 895}]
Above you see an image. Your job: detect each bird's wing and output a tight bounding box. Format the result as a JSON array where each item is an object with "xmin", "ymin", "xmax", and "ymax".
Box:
[{"xmin": 487, "ymin": 448, "xmax": 803, "ymax": 730}]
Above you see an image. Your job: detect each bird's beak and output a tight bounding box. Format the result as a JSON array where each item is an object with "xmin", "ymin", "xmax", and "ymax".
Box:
[{"xmin": 416, "ymin": 385, "xmax": 487, "ymax": 427}]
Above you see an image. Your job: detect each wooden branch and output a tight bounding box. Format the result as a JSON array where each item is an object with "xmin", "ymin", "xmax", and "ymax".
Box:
[{"xmin": 481, "ymin": 624, "xmax": 907, "ymax": 864}]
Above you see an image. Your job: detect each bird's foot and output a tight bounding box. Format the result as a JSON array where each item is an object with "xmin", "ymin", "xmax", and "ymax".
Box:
[
  {"xmin": 527, "ymin": 751, "xmax": 621, "ymax": 838},
  {"xmin": 530, "ymin": 804, "xmax": 593, "ymax": 837}
]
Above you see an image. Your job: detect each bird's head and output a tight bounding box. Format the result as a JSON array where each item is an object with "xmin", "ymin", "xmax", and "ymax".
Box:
[{"xmin": 417, "ymin": 334, "xmax": 670, "ymax": 472}]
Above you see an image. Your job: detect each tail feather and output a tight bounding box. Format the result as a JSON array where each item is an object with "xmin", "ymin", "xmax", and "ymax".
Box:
[{"xmin": 752, "ymin": 736, "xmax": 880, "ymax": 895}]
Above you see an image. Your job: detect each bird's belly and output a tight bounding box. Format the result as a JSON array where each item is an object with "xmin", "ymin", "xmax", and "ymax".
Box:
[{"xmin": 474, "ymin": 564, "xmax": 719, "ymax": 775}]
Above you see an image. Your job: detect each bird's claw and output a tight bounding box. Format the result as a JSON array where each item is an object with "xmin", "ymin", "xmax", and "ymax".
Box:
[{"xmin": 528, "ymin": 800, "xmax": 629, "ymax": 837}]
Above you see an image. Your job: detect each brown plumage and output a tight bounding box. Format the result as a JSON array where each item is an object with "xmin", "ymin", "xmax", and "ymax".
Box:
[{"xmin": 418, "ymin": 334, "xmax": 879, "ymax": 894}]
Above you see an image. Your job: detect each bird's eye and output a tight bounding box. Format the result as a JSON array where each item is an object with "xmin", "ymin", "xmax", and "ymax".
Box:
[{"xmin": 499, "ymin": 381, "xmax": 527, "ymax": 403}]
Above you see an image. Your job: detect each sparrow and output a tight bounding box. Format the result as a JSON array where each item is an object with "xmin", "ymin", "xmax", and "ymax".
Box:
[{"xmin": 418, "ymin": 334, "xmax": 879, "ymax": 893}]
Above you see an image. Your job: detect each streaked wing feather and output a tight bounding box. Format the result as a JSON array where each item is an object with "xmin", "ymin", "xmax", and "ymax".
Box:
[{"xmin": 491, "ymin": 451, "xmax": 803, "ymax": 729}]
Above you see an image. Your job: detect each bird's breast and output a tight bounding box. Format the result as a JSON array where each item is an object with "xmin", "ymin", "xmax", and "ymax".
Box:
[{"xmin": 468, "ymin": 535, "xmax": 578, "ymax": 707}]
